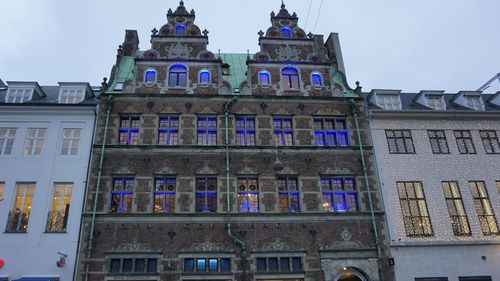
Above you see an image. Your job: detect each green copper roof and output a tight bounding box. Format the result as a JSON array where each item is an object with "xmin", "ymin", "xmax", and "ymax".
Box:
[
  {"xmin": 219, "ymin": 53, "xmax": 249, "ymax": 89},
  {"xmin": 108, "ymin": 51, "xmax": 142, "ymax": 93}
]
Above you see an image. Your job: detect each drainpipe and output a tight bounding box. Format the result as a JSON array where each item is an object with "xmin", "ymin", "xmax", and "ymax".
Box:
[
  {"xmin": 223, "ymin": 97, "xmax": 246, "ymax": 265},
  {"xmin": 349, "ymin": 98, "xmax": 384, "ymax": 281},
  {"xmin": 84, "ymin": 94, "xmax": 113, "ymax": 281},
  {"xmin": 73, "ymin": 102, "xmax": 99, "ymax": 281}
]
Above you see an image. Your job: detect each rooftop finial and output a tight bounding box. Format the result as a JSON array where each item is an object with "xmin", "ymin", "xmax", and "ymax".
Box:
[
  {"xmin": 180, "ymin": 0, "xmax": 184, "ymax": 6},
  {"xmin": 281, "ymin": 0, "xmax": 285, "ymax": 8}
]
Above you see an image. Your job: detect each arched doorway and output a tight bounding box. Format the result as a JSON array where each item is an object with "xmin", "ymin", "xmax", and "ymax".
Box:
[{"xmin": 336, "ymin": 267, "xmax": 367, "ymax": 281}]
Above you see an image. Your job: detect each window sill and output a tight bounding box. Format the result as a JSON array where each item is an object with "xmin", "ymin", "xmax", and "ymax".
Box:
[
  {"xmin": 44, "ymin": 231, "xmax": 68, "ymax": 234},
  {"xmin": 4, "ymin": 230, "xmax": 28, "ymax": 234}
]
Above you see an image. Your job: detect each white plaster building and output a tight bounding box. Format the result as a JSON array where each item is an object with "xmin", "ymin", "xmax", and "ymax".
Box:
[
  {"xmin": 0, "ymin": 81, "xmax": 98, "ymax": 281},
  {"xmin": 366, "ymin": 89, "xmax": 500, "ymax": 281}
]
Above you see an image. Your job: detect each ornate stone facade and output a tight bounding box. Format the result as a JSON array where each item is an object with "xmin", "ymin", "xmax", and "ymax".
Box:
[{"xmin": 76, "ymin": 2, "xmax": 394, "ymax": 281}]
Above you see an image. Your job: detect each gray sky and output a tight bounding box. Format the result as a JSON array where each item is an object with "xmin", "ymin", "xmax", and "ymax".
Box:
[{"xmin": 1, "ymin": 0, "xmax": 499, "ymax": 92}]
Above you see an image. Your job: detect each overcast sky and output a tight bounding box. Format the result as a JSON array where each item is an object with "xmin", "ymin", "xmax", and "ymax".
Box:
[{"xmin": 1, "ymin": 0, "xmax": 499, "ymax": 92}]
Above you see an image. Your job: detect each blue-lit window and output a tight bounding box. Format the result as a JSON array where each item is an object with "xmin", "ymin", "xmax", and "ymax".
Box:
[
  {"xmin": 220, "ymin": 258, "xmax": 230, "ymax": 272},
  {"xmin": 196, "ymin": 177, "xmax": 217, "ymax": 213},
  {"xmin": 110, "ymin": 259, "xmax": 121, "ymax": 272},
  {"xmin": 122, "ymin": 259, "xmax": 133, "ymax": 272},
  {"xmin": 159, "ymin": 116, "xmax": 179, "ymax": 145},
  {"xmin": 154, "ymin": 177, "xmax": 176, "ymax": 213},
  {"xmin": 314, "ymin": 117, "xmax": 349, "ymax": 146},
  {"xmin": 281, "ymin": 27, "xmax": 292, "ymax": 38},
  {"xmin": 277, "ymin": 177, "xmax": 300, "ymax": 212},
  {"xmin": 119, "ymin": 116, "xmax": 140, "ymax": 145},
  {"xmin": 238, "ymin": 177, "xmax": 259, "ymax": 213},
  {"xmin": 196, "ymin": 258, "xmax": 206, "ymax": 271},
  {"xmin": 199, "ymin": 70, "xmax": 211, "ymax": 84},
  {"xmin": 168, "ymin": 64, "xmax": 187, "ymax": 87},
  {"xmin": 236, "ymin": 116, "xmax": 256, "ymax": 146},
  {"xmin": 269, "ymin": 257, "xmax": 279, "ymax": 271},
  {"xmin": 292, "ymin": 257, "xmax": 302, "ymax": 271},
  {"xmin": 175, "ymin": 24, "xmax": 186, "ymax": 36},
  {"xmin": 135, "ymin": 259, "xmax": 145, "ymax": 272},
  {"xmin": 147, "ymin": 259, "xmax": 157, "ymax": 272},
  {"xmin": 256, "ymin": 258, "xmax": 266, "ymax": 272},
  {"xmin": 274, "ymin": 117, "xmax": 293, "ymax": 146},
  {"xmin": 110, "ymin": 177, "xmax": 134, "ymax": 213},
  {"xmin": 144, "ymin": 69, "xmax": 156, "ymax": 84},
  {"xmin": 281, "ymin": 67, "xmax": 300, "ymax": 90},
  {"xmin": 311, "ymin": 72, "xmax": 323, "ymax": 87},
  {"xmin": 197, "ymin": 116, "xmax": 217, "ymax": 145},
  {"xmin": 321, "ymin": 177, "xmax": 358, "ymax": 212},
  {"xmin": 208, "ymin": 258, "xmax": 218, "ymax": 272},
  {"xmin": 258, "ymin": 70, "xmax": 271, "ymax": 85},
  {"xmin": 184, "ymin": 258, "xmax": 194, "ymax": 272},
  {"xmin": 280, "ymin": 257, "xmax": 290, "ymax": 271}
]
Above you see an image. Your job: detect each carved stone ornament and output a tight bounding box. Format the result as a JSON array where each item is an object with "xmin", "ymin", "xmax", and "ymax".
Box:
[
  {"xmin": 274, "ymin": 108, "xmax": 291, "ymax": 115},
  {"xmin": 235, "ymin": 107, "xmax": 254, "ymax": 115},
  {"xmin": 112, "ymin": 241, "xmax": 153, "ymax": 253},
  {"xmin": 165, "ymin": 42, "xmax": 193, "ymax": 59},
  {"xmin": 122, "ymin": 105, "xmax": 139, "ymax": 114},
  {"xmin": 184, "ymin": 240, "xmax": 227, "ymax": 252},
  {"xmin": 115, "ymin": 167, "xmax": 133, "ymax": 175},
  {"xmin": 237, "ymin": 167, "xmax": 257, "ymax": 175},
  {"xmin": 259, "ymin": 237, "xmax": 300, "ymax": 252},
  {"xmin": 341, "ymin": 227, "xmax": 353, "ymax": 241},
  {"xmin": 275, "ymin": 45, "xmax": 301, "ymax": 61},
  {"xmin": 198, "ymin": 106, "xmax": 217, "ymax": 114},
  {"xmin": 315, "ymin": 108, "xmax": 343, "ymax": 116},
  {"xmin": 276, "ymin": 166, "xmax": 297, "ymax": 175},
  {"xmin": 322, "ymin": 167, "xmax": 352, "ymax": 175},
  {"xmin": 196, "ymin": 166, "xmax": 217, "ymax": 175},
  {"xmin": 156, "ymin": 166, "xmax": 176, "ymax": 175}
]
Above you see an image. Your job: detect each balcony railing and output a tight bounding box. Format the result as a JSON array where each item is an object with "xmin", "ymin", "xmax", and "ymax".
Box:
[
  {"xmin": 46, "ymin": 210, "xmax": 69, "ymax": 233},
  {"xmin": 5, "ymin": 211, "xmax": 30, "ymax": 233}
]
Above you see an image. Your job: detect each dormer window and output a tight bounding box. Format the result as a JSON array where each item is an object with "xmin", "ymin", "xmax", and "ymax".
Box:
[
  {"xmin": 199, "ymin": 70, "xmax": 211, "ymax": 84},
  {"xmin": 465, "ymin": 95, "xmax": 484, "ymax": 110},
  {"xmin": 311, "ymin": 72, "xmax": 323, "ymax": 87},
  {"xmin": 168, "ymin": 65, "xmax": 188, "ymax": 88},
  {"xmin": 144, "ymin": 69, "xmax": 157, "ymax": 84},
  {"xmin": 281, "ymin": 27, "xmax": 292, "ymax": 38},
  {"xmin": 175, "ymin": 24, "xmax": 186, "ymax": 36},
  {"xmin": 427, "ymin": 95, "xmax": 446, "ymax": 110},
  {"xmin": 5, "ymin": 88, "xmax": 33, "ymax": 103},
  {"xmin": 59, "ymin": 89, "xmax": 85, "ymax": 104},
  {"xmin": 377, "ymin": 94, "xmax": 401, "ymax": 110},
  {"xmin": 258, "ymin": 70, "xmax": 271, "ymax": 86},
  {"xmin": 281, "ymin": 67, "xmax": 300, "ymax": 90}
]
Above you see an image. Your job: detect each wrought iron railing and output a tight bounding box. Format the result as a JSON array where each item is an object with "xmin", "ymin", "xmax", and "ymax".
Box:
[
  {"xmin": 46, "ymin": 210, "xmax": 69, "ymax": 232},
  {"xmin": 5, "ymin": 211, "xmax": 30, "ymax": 232}
]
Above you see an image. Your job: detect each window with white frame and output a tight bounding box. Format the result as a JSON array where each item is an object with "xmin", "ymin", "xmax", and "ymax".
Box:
[
  {"xmin": 60, "ymin": 128, "xmax": 81, "ymax": 155},
  {"xmin": 6, "ymin": 182, "xmax": 35, "ymax": 232},
  {"xmin": 5, "ymin": 88, "xmax": 33, "ymax": 103},
  {"xmin": 23, "ymin": 128, "xmax": 46, "ymax": 156},
  {"xmin": 427, "ymin": 95, "xmax": 446, "ymax": 110},
  {"xmin": 0, "ymin": 128, "xmax": 16, "ymax": 155},
  {"xmin": 46, "ymin": 183, "xmax": 73, "ymax": 232},
  {"xmin": 465, "ymin": 95, "xmax": 484, "ymax": 110},
  {"xmin": 59, "ymin": 89, "xmax": 85, "ymax": 104},
  {"xmin": 0, "ymin": 182, "xmax": 4, "ymax": 202},
  {"xmin": 377, "ymin": 94, "xmax": 401, "ymax": 110}
]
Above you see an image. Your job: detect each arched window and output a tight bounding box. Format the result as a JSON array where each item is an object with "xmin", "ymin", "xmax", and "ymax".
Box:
[
  {"xmin": 281, "ymin": 27, "xmax": 292, "ymax": 38},
  {"xmin": 258, "ymin": 70, "xmax": 271, "ymax": 86},
  {"xmin": 311, "ymin": 72, "xmax": 323, "ymax": 87},
  {"xmin": 168, "ymin": 65, "xmax": 188, "ymax": 87},
  {"xmin": 199, "ymin": 70, "xmax": 211, "ymax": 84},
  {"xmin": 281, "ymin": 67, "xmax": 300, "ymax": 90},
  {"xmin": 175, "ymin": 24, "xmax": 186, "ymax": 36},
  {"xmin": 144, "ymin": 69, "xmax": 157, "ymax": 84}
]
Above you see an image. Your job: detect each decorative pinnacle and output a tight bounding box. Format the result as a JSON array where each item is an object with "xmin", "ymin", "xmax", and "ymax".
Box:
[
  {"xmin": 151, "ymin": 28, "xmax": 158, "ymax": 36},
  {"xmin": 258, "ymin": 30, "xmax": 264, "ymax": 37},
  {"xmin": 281, "ymin": 0, "xmax": 285, "ymax": 8},
  {"xmin": 180, "ymin": 0, "xmax": 184, "ymax": 6}
]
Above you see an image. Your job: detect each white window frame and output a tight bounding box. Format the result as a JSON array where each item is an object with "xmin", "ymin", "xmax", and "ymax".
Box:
[
  {"xmin": 426, "ymin": 95, "xmax": 446, "ymax": 110},
  {"xmin": 0, "ymin": 128, "xmax": 17, "ymax": 155},
  {"xmin": 465, "ymin": 95, "xmax": 484, "ymax": 110},
  {"xmin": 58, "ymin": 88, "xmax": 85, "ymax": 104},
  {"xmin": 0, "ymin": 182, "xmax": 4, "ymax": 202},
  {"xmin": 46, "ymin": 183, "xmax": 73, "ymax": 232},
  {"xmin": 60, "ymin": 128, "xmax": 82, "ymax": 156},
  {"xmin": 5, "ymin": 88, "xmax": 33, "ymax": 103},
  {"xmin": 377, "ymin": 94, "xmax": 401, "ymax": 110},
  {"xmin": 23, "ymin": 128, "xmax": 47, "ymax": 156}
]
